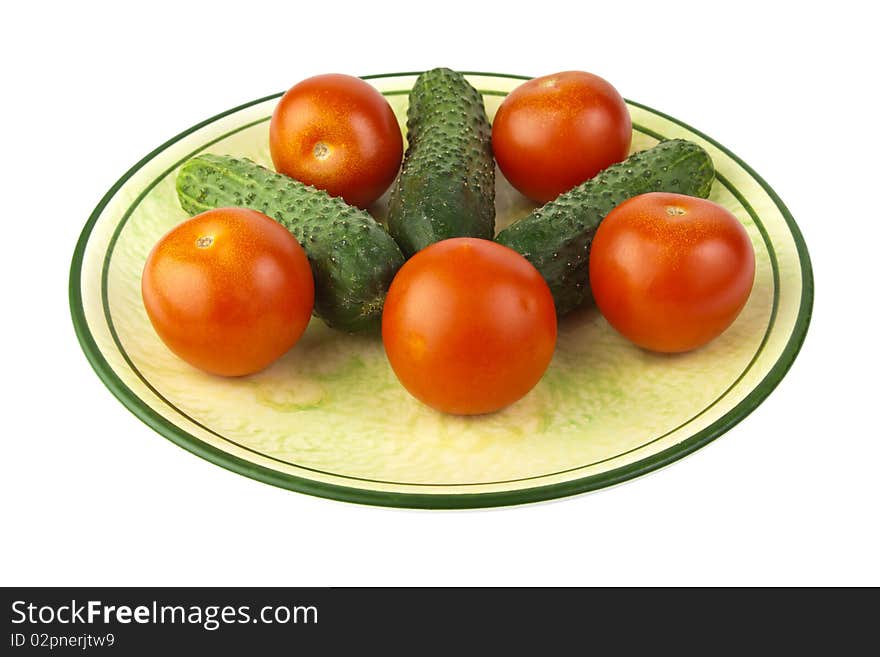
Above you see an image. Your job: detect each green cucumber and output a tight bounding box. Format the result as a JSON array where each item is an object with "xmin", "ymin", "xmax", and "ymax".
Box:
[
  {"xmin": 176, "ymin": 153, "xmax": 405, "ymax": 332},
  {"xmin": 496, "ymin": 139, "xmax": 715, "ymax": 315},
  {"xmin": 387, "ymin": 68, "xmax": 495, "ymax": 256}
]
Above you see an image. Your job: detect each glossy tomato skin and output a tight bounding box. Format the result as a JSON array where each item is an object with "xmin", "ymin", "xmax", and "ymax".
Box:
[
  {"xmin": 492, "ymin": 71, "xmax": 632, "ymax": 203},
  {"xmin": 270, "ymin": 73, "xmax": 403, "ymax": 208},
  {"xmin": 382, "ymin": 238, "xmax": 557, "ymax": 415},
  {"xmin": 589, "ymin": 192, "xmax": 755, "ymax": 353},
  {"xmin": 142, "ymin": 208, "xmax": 314, "ymax": 376}
]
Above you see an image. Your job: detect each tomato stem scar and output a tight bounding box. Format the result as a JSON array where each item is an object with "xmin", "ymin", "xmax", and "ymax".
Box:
[
  {"xmin": 196, "ymin": 236, "xmax": 214, "ymax": 248},
  {"xmin": 666, "ymin": 206, "xmax": 687, "ymax": 216},
  {"xmin": 313, "ymin": 141, "xmax": 331, "ymax": 160}
]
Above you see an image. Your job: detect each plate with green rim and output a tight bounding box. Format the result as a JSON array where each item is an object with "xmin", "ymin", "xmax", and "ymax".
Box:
[{"xmin": 69, "ymin": 71, "xmax": 813, "ymax": 509}]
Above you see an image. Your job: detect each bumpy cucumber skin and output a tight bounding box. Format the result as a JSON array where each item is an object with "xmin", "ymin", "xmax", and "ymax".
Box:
[
  {"xmin": 496, "ymin": 139, "xmax": 715, "ymax": 316},
  {"xmin": 176, "ymin": 154, "xmax": 405, "ymax": 333},
  {"xmin": 387, "ymin": 68, "xmax": 495, "ymax": 256}
]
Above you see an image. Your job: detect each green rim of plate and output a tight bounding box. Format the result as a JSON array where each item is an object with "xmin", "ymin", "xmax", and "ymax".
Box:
[{"xmin": 69, "ymin": 71, "xmax": 813, "ymax": 509}]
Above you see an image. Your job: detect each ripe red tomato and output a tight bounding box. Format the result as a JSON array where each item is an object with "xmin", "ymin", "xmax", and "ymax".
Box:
[
  {"xmin": 492, "ymin": 71, "xmax": 632, "ymax": 203},
  {"xmin": 142, "ymin": 208, "xmax": 314, "ymax": 376},
  {"xmin": 269, "ymin": 73, "xmax": 403, "ymax": 208},
  {"xmin": 589, "ymin": 193, "xmax": 755, "ymax": 353},
  {"xmin": 382, "ymin": 238, "xmax": 557, "ymax": 415}
]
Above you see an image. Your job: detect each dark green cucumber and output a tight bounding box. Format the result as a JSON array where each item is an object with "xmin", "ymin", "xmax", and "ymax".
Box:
[
  {"xmin": 176, "ymin": 153, "xmax": 405, "ymax": 332},
  {"xmin": 496, "ymin": 139, "xmax": 715, "ymax": 315},
  {"xmin": 387, "ymin": 68, "xmax": 495, "ymax": 256}
]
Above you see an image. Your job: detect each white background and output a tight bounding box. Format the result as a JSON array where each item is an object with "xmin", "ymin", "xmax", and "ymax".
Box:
[{"xmin": 2, "ymin": 0, "xmax": 878, "ymax": 586}]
